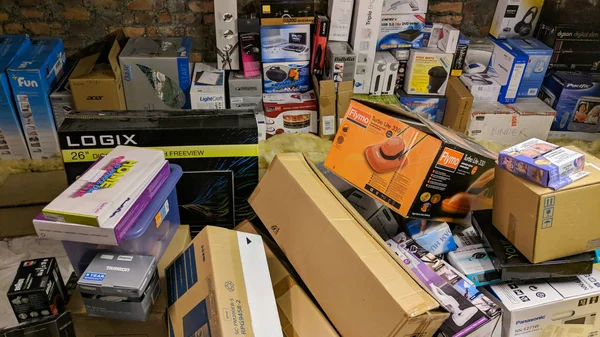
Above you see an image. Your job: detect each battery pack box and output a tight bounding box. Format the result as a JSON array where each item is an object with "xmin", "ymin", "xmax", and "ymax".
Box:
[
  {"xmin": 190, "ymin": 63, "xmax": 226, "ymax": 110},
  {"xmin": 58, "ymin": 110, "xmax": 259, "ymax": 235},
  {"xmin": 119, "ymin": 37, "xmax": 192, "ymax": 110},
  {"xmin": 263, "ymin": 90, "xmax": 317, "ymax": 137},
  {"xmin": 260, "ymin": 25, "xmax": 311, "ymax": 62},
  {"xmin": 490, "ymin": 0, "xmax": 545, "ymax": 39},
  {"xmin": 324, "ymin": 42, "xmax": 356, "ymax": 89},
  {"xmin": 7, "ymin": 38, "xmax": 65, "ymax": 159},
  {"xmin": 349, "ymin": 0, "xmax": 384, "ymax": 93},
  {"xmin": 404, "ymin": 47, "xmax": 453, "ymax": 96},
  {"xmin": 263, "ymin": 61, "xmax": 310, "ymax": 93},
  {"xmin": 7, "ymin": 258, "xmax": 69, "ymax": 323},
  {"xmin": 488, "ymin": 37, "xmax": 529, "ymax": 104},
  {"xmin": 378, "ymin": 14, "xmax": 426, "ymax": 50}
]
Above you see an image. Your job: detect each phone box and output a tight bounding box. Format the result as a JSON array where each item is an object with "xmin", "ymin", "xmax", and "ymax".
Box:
[
  {"xmin": 404, "ymin": 47, "xmax": 453, "ymax": 96},
  {"xmin": 263, "ymin": 61, "xmax": 310, "ymax": 93},
  {"xmin": 313, "ymin": 76, "xmax": 337, "ymax": 139},
  {"xmin": 487, "ymin": 268, "xmax": 600, "ymax": 337},
  {"xmin": 0, "ymin": 35, "xmax": 30, "ymax": 160},
  {"xmin": 0, "ymin": 312, "xmax": 75, "ymax": 337},
  {"xmin": 260, "ymin": 0, "xmax": 314, "ymax": 25},
  {"xmin": 349, "ymin": 0, "xmax": 384, "ymax": 94},
  {"xmin": 119, "ymin": 37, "xmax": 192, "ymax": 110},
  {"xmin": 50, "ymin": 61, "xmax": 76, "ymax": 129},
  {"xmin": 506, "ymin": 38, "xmax": 552, "ymax": 97},
  {"xmin": 377, "ymin": 14, "xmax": 426, "ymax": 50},
  {"xmin": 442, "ymin": 77, "xmax": 474, "ymax": 133},
  {"xmin": 460, "ymin": 73, "xmax": 502, "ymax": 101},
  {"xmin": 437, "ymin": 24, "xmax": 460, "ymax": 54},
  {"xmin": 541, "ymin": 71, "xmax": 600, "ymax": 132},
  {"xmin": 392, "ymin": 49, "xmax": 410, "ymax": 90},
  {"xmin": 78, "ymin": 254, "xmax": 159, "ymax": 321},
  {"xmin": 261, "ymin": 25, "xmax": 311, "ymax": 62},
  {"xmin": 370, "ymin": 53, "xmax": 387, "ymax": 96},
  {"xmin": 404, "ymin": 219, "xmax": 458, "ymax": 255},
  {"xmin": 382, "ymin": 0, "xmax": 428, "ymax": 14},
  {"xmin": 327, "ymin": 0, "xmax": 354, "ymax": 42},
  {"xmin": 58, "ymin": 110, "xmax": 259, "ymax": 233},
  {"xmin": 490, "ymin": 0, "xmax": 545, "ymax": 39},
  {"xmin": 238, "ymin": 18, "xmax": 261, "ymax": 78},
  {"xmin": 263, "ymin": 90, "xmax": 317, "ymax": 137},
  {"xmin": 464, "ymin": 37, "xmax": 495, "ymax": 74},
  {"xmin": 190, "ymin": 63, "xmax": 225, "ymax": 110},
  {"xmin": 451, "ymin": 34, "xmax": 470, "ymax": 76},
  {"xmin": 312, "ymin": 15, "xmax": 329, "ymax": 77},
  {"xmin": 422, "ymin": 23, "xmax": 443, "ymax": 48},
  {"xmin": 7, "ymin": 257, "xmax": 69, "ymax": 323},
  {"xmin": 381, "ymin": 53, "xmax": 399, "ymax": 95},
  {"xmin": 7, "ymin": 38, "xmax": 65, "ymax": 160},
  {"xmin": 488, "ymin": 37, "xmax": 529, "ymax": 103},
  {"xmin": 167, "ymin": 226, "xmax": 282, "ymax": 337},
  {"xmin": 326, "ymin": 99, "xmax": 496, "ymax": 223},
  {"xmin": 324, "ymin": 42, "xmax": 356, "ymax": 89},
  {"xmin": 228, "ymin": 70, "xmax": 262, "ymax": 97},
  {"xmin": 493, "ymin": 147, "xmax": 600, "ymax": 263},
  {"xmin": 395, "ymin": 89, "xmax": 447, "ymax": 123}
]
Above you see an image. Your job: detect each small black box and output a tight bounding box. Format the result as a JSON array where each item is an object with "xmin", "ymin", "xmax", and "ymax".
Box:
[
  {"xmin": 7, "ymin": 258, "xmax": 69, "ymax": 323},
  {"xmin": 0, "ymin": 312, "xmax": 75, "ymax": 337}
]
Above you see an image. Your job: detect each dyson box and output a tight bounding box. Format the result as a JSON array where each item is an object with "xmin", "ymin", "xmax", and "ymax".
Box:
[
  {"xmin": 506, "ymin": 38, "xmax": 552, "ymax": 97},
  {"xmin": 488, "ymin": 37, "xmax": 529, "ymax": 104},
  {"xmin": 7, "ymin": 38, "xmax": 65, "ymax": 159},
  {"xmin": 378, "ymin": 14, "xmax": 426, "ymax": 50},
  {"xmin": 537, "ymin": 22, "xmax": 600, "ymax": 54},
  {"xmin": 349, "ymin": 0, "xmax": 384, "ymax": 93},
  {"xmin": 260, "ymin": 25, "xmax": 311, "ymax": 62},
  {"xmin": 263, "ymin": 61, "xmax": 310, "ymax": 93},
  {"xmin": 395, "ymin": 89, "xmax": 446, "ymax": 123}
]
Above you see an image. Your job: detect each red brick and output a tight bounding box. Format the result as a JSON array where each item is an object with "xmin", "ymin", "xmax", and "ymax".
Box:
[
  {"xmin": 135, "ymin": 12, "xmax": 154, "ymax": 24},
  {"xmin": 123, "ymin": 13, "xmax": 134, "ymax": 24},
  {"xmin": 63, "ymin": 37, "xmax": 85, "ymax": 49},
  {"xmin": 21, "ymin": 9, "xmax": 45, "ymax": 19},
  {"xmin": 189, "ymin": 1, "xmax": 213, "ymax": 13},
  {"xmin": 128, "ymin": 0, "xmax": 153, "ymax": 11},
  {"xmin": 4, "ymin": 23, "xmax": 24, "ymax": 34},
  {"xmin": 157, "ymin": 25, "xmax": 184, "ymax": 36},
  {"xmin": 435, "ymin": 15, "xmax": 463, "ymax": 26},
  {"xmin": 203, "ymin": 13, "xmax": 215, "ymax": 24},
  {"xmin": 18, "ymin": 0, "xmax": 39, "ymax": 7},
  {"xmin": 25, "ymin": 22, "xmax": 50, "ymax": 35},
  {"xmin": 159, "ymin": 11, "xmax": 171, "ymax": 23},
  {"xmin": 108, "ymin": 26, "xmax": 123, "ymax": 34},
  {"xmin": 154, "ymin": 0, "xmax": 164, "ymax": 9},
  {"xmin": 147, "ymin": 26, "xmax": 159, "ymax": 36},
  {"xmin": 49, "ymin": 22, "xmax": 63, "ymax": 35},
  {"xmin": 429, "ymin": 2, "xmax": 463, "ymax": 13},
  {"xmin": 84, "ymin": 0, "xmax": 117, "ymax": 8},
  {"xmin": 123, "ymin": 26, "xmax": 145, "ymax": 37},
  {"xmin": 62, "ymin": 7, "xmax": 91, "ymax": 20},
  {"xmin": 0, "ymin": 13, "xmax": 9, "ymax": 22},
  {"xmin": 176, "ymin": 13, "xmax": 195, "ymax": 23}
]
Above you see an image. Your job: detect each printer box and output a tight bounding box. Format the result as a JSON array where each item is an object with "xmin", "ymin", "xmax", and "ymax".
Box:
[
  {"xmin": 260, "ymin": 0, "xmax": 314, "ymax": 25},
  {"xmin": 263, "ymin": 61, "xmax": 311, "ymax": 93},
  {"xmin": 263, "ymin": 91, "xmax": 317, "ymax": 137},
  {"xmin": 404, "ymin": 47, "xmax": 453, "ymax": 96},
  {"xmin": 49, "ymin": 61, "xmax": 76, "ymax": 129},
  {"xmin": 190, "ymin": 63, "xmax": 225, "ymax": 110},
  {"xmin": 395, "ymin": 89, "xmax": 447, "ymax": 123},
  {"xmin": 167, "ymin": 226, "xmax": 282, "ymax": 337},
  {"xmin": 324, "ymin": 42, "xmax": 356, "ymax": 89},
  {"xmin": 349, "ymin": 0, "xmax": 384, "ymax": 93},
  {"xmin": 7, "ymin": 38, "xmax": 65, "ymax": 160},
  {"xmin": 119, "ymin": 37, "xmax": 192, "ymax": 110},
  {"xmin": 0, "ymin": 34, "xmax": 30, "ymax": 160},
  {"xmin": 7, "ymin": 257, "xmax": 69, "ymax": 323},
  {"xmin": 327, "ymin": 0, "xmax": 354, "ymax": 42},
  {"xmin": 0, "ymin": 312, "xmax": 75, "ymax": 337},
  {"xmin": 228, "ymin": 71, "xmax": 262, "ymax": 97},
  {"xmin": 506, "ymin": 38, "xmax": 553, "ymax": 97},
  {"xmin": 377, "ymin": 14, "xmax": 426, "ymax": 50},
  {"xmin": 488, "ymin": 37, "xmax": 529, "ymax": 104},
  {"xmin": 381, "ymin": 0, "xmax": 428, "ymax": 14},
  {"xmin": 261, "ymin": 25, "xmax": 311, "ymax": 62},
  {"xmin": 490, "ymin": 0, "xmax": 545, "ymax": 39}
]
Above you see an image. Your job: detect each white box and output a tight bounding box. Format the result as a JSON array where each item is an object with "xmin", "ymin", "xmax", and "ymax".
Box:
[
  {"xmin": 422, "ymin": 22, "xmax": 443, "ymax": 47},
  {"xmin": 490, "ymin": 0, "xmax": 545, "ymax": 39},
  {"xmin": 190, "ymin": 63, "xmax": 226, "ymax": 110},
  {"xmin": 230, "ymin": 96, "xmax": 262, "ymax": 110},
  {"xmin": 370, "ymin": 52, "xmax": 387, "ymax": 95},
  {"xmin": 328, "ymin": 0, "xmax": 354, "ymax": 41},
  {"xmin": 404, "ymin": 47, "xmax": 453, "ymax": 96},
  {"xmin": 214, "ymin": 0, "xmax": 239, "ymax": 69},
  {"xmin": 377, "ymin": 14, "xmax": 426, "ymax": 50},
  {"xmin": 381, "ymin": 0, "xmax": 428, "ymax": 14},
  {"xmin": 437, "ymin": 24, "xmax": 460, "ymax": 53},
  {"xmin": 488, "ymin": 38, "xmax": 529, "ymax": 104},
  {"xmin": 256, "ymin": 110, "xmax": 266, "ymax": 141},
  {"xmin": 488, "ymin": 269, "xmax": 600, "ymax": 337},
  {"xmin": 382, "ymin": 52, "xmax": 399, "ymax": 95},
  {"xmin": 460, "ymin": 73, "xmax": 501, "ymax": 101},
  {"xmin": 349, "ymin": 0, "xmax": 384, "ymax": 93}
]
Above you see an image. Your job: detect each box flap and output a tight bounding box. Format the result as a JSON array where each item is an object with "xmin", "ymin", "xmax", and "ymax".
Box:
[
  {"xmin": 549, "ymin": 269, "xmax": 600, "ymax": 298},
  {"xmin": 69, "ymin": 53, "xmax": 99, "ymax": 79},
  {"xmin": 108, "ymin": 31, "xmax": 124, "ymax": 79}
]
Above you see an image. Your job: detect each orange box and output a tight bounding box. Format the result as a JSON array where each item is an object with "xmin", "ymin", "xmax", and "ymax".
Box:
[{"xmin": 325, "ymin": 99, "xmax": 497, "ymax": 224}]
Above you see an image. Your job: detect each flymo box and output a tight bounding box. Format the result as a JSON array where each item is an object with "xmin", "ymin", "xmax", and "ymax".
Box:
[
  {"xmin": 506, "ymin": 38, "xmax": 552, "ymax": 97},
  {"xmin": 325, "ymin": 99, "xmax": 496, "ymax": 224},
  {"xmin": 166, "ymin": 226, "xmax": 283, "ymax": 337},
  {"xmin": 490, "ymin": 0, "xmax": 545, "ymax": 39},
  {"xmin": 488, "ymin": 37, "xmax": 529, "ymax": 104},
  {"xmin": 0, "ymin": 34, "xmax": 30, "ymax": 160},
  {"xmin": 190, "ymin": 63, "xmax": 225, "ymax": 110},
  {"xmin": 349, "ymin": 0, "xmax": 384, "ymax": 94},
  {"xmin": 7, "ymin": 38, "xmax": 65, "ymax": 159}
]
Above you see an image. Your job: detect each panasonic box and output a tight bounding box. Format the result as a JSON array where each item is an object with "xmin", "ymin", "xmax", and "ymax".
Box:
[{"xmin": 58, "ymin": 110, "xmax": 259, "ymax": 235}]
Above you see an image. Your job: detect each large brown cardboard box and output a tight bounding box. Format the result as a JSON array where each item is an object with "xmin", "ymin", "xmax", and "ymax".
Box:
[
  {"xmin": 236, "ymin": 220, "xmax": 340, "ymax": 337},
  {"xmin": 336, "ymin": 81, "xmax": 354, "ymax": 126},
  {"xmin": 313, "ymin": 76, "xmax": 337, "ymax": 140},
  {"xmin": 249, "ymin": 153, "xmax": 449, "ymax": 337},
  {"xmin": 442, "ymin": 77, "xmax": 474, "ymax": 133},
  {"xmin": 493, "ymin": 148, "xmax": 600, "ymax": 263}
]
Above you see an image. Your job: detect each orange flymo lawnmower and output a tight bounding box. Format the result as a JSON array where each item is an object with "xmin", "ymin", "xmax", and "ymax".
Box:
[{"xmin": 364, "ymin": 127, "xmax": 427, "ymax": 173}]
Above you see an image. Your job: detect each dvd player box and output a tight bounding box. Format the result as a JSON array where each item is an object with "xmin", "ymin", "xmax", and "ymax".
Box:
[{"xmin": 378, "ymin": 14, "xmax": 426, "ymax": 50}]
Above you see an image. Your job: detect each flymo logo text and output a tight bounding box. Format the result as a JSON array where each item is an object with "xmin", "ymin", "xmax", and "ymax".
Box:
[
  {"xmin": 435, "ymin": 148, "xmax": 464, "ymax": 172},
  {"xmin": 347, "ymin": 108, "xmax": 371, "ymax": 128}
]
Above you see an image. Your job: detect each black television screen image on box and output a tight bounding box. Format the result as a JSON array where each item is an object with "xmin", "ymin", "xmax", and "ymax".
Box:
[{"xmin": 57, "ymin": 110, "xmax": 259, "ymax": 233}]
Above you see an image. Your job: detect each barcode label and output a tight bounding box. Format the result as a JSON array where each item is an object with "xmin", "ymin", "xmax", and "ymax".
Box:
[
  {"xmin": 323, "ymin": 116, "xmax": 335, "ymax": 135},
  {"xmin": 528, "ymin": 88, "xmax": 538, "ymax": 95}
]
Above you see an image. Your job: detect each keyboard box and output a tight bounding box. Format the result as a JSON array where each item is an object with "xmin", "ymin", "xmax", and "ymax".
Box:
[{"xmin": 260, "ymin": 25, "xmax": 311, "ymax": 62}]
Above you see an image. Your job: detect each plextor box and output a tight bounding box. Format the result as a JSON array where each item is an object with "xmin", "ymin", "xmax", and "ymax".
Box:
[
  {"xmin": 166, "ymin": 226, "xmax": 283, "ymax": 337},
  {"xmin": 488, "ymin": 37, "xmax": 529, "ymax": 104},
  {"xmin": 377, "ymin": 14, "xmax": 426, "ymax": 50},
  {"xmin": 260, "ymin": 0, "xmax": 314, "ymax": 25},
  {"xmin": 327, "ymin": 0, "xmax": 354, "ymax": 42},
  {"xmin": 404, "ymin": 47, "xmax": 453, "ymax": 96},
  {"xmin": 7, "ymin": 38, "xmax": 65, "ymax": 159},
  {"xmin": 69, "ymin": 31, "xmax": 126, "ymax": 111},
  {"xmin": 349, "ymin": 0, "xmax": 384, "ymax": 94},
  {"xmin": 78, "ymin": 253, "xmax": 159, "ymax": 321},
  {"xmin": 228, "ymin": 70, "xmax": 262, "ymax": 97},
  {"xmin": 190, "ymin": 63, "xmax": 225, "ymax": 110},
  {"xmin": 506, "ymin": 38, "xmax": 552, "ymax": 97},
  {"xmin": 58, "ymin": 110, "xmax": 259, "ymax": 234},
  {"xmin": 0, "ymin": 34, "xmax": 30, "ymax": 160},
  {"xmin": 263, "ymin": 61, "xmax": 311, "ymax": 93},
  {"xmin": 381, "ymin": 0, "xmax": 428, "ymax": 14},
  {"xmin": 261, "ymin": 25, "xmax": 311, "ymax": 62},
  {"xmin": 490, "ymin": 0, "xmax": 545, "ymax": 39},
  {"xmin": 324, "ymin": 42, "xmax": 356, "ymax": 88},
  {"xmin": 119, "ymin": 37, "xmax": 192, "ymax": 110},
  {"xmin": 7, "ymin": 257, "xmax": 69, "ymax": 323},
  {"xmin": 0, "ymin": 312, "xmax": 75, "ymax": 337}
]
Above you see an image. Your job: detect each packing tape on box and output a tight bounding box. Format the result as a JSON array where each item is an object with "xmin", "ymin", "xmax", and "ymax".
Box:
[
  {"xmin": 273, "ymin": 274, "xmax": 297, "ymax": 299},
  {"xmin": 277, "ymin": 304, "xmax": 301, "ymax": 337}
]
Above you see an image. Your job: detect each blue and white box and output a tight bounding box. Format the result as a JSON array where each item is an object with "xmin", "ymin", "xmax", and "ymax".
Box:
[
  {"xmin": 506, "ymin": 38, "xmax": 552, "ymax": 97},
  {"xmin": 190, "ymin": 63, "xmax": 225, "ymax": 110},
  {"xmin": 7, "ymin": 38, "xmax": 65, "ymax": 159},
  {"xmin": 395, "ymin": 89, "xmax": 446, "ymax": 123},
  {"xmin": 0, "ymin": 35, "xmax": 30, "ymax": 160},
  {"xmin": 263, "ymin": 61, "xmax": 310, "ymax": 93},
  {"xmin": 260, "ymin": 25, "xmax": 311, "ymax": 62},
  {"xmin": 405, "ymin": 219, "xmax": 457, "ymax": 255},
  {"xmin": 378, "ymin": 14, "xmax": 426, "ymax": 50},
  {"xmin": 488, "ymin": 37, "xmax": 529, "ymax": 104}
]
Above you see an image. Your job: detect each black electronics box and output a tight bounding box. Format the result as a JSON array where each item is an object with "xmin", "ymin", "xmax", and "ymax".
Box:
[
  {"xmin": 0, "ymin": 312, "xmax": 75, "ymax": 337},
  {"xmin": 537, "ymin": 23, "xmax": 600, "ymax": 71},
  {"xmin": 548, "ymin": 51, "xmax": 600, "ymax": 71},
  {"xmin": 472, "ymin": 210, "xmax": 595, "ymax": 281},
  {"xmin": 7, "ymin": 258, "xmax": 69, "ymax": 323},
  {"xmin": 58, "ymin": 110, "xmax": 259, "ymax": 235},
  {"xmin": 260, "ymin": 0, "xmax": 315, "ymax": 25}
]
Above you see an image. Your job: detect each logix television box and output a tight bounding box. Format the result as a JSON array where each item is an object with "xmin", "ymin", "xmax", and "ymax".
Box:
[
  {"xmin": 58, "ymin": 110, "xmax": 259, "ymax": 234},
  {"xmin": 119, "ymin": 37, "xmax": 192, "ymax": 110}
]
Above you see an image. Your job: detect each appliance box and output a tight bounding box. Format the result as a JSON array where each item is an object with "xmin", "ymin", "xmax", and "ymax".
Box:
[
  {"xmin": 377, "ymin": 14, "xmax": 426, "ymax": 50},
  {"xmin": 239, "ymin": 18, "xmax": 261, "ymax": 77},
  {"xmin": 437, "ymin": 24, "xmax": 460, "ymax": 54},
  {"xmin": 349, "ymin": 0, "xmax": 384, "ymax": 93},
  {"xmin": 464, "ymin": 37, "xmax": 495, "ymax": 74},
  {"xmin": 404, "ymin": 47, "xmax": 453, "ymax": 96},
  {"xmin": 324, "ymin": 42, "xmax": 356, "ymax": 89},
  {"xmin": 490, "ymin": 0, "xmax": 546, "ymax": 39},
  {"xmin": 395, "ymin": 89, "xmax": 447, "ymax": 123},
  {"xmin": 537, "ymin": 22, "xmax": 600, "ymax": 54},
  {"xmin": 0, "ymin": 312, "xmax": 75, "ymax": 337},
  {"xmin": 451, "ymin": 34, "xmax": 470, "ymax": 77},
  {"xmin": 506, "ymin": 38, "xmax": 553, "ymax": 97},
  {"xmin": 263, "ymin": 61, "xmax": 311, "ymax": 93},
  {"xmin": 260, "ymin": 0, "xmax": 315, "ymax": 25},
  {"xmin": 263, "ymin": 91, "xmax": 318, "ymax": 137},
  {"xmin": 459, "ymin": 73, "xmax": 502, "ymax": 102},
  {"xmin": 370, "ymin": 53, "xmax": 387, "ymax": 96},
  {"xmin": 312, "ymin": 16, "xmax": 329, "ymax": 77},
  {"xmin": 488, "ymin": 37, "xmax": 529, "ymax": 104},
  {"xmin": 261, "ymin": 25, "xmax": 311, "ymax": 62}
]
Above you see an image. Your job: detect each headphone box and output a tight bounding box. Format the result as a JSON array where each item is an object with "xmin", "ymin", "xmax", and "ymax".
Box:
[
  {"xmin": 488, "ymin": 37, "xmax": 529, "ymax": 104},
  {"xmin": 260, "ymin": 25, "xmax": 311, "ymax": 63},
  {"xmin": 459, "ymin": 73, "xmax": 501, "ymax": 101},
  {"xmin": 506, "ymin": 38, "xmax": 552, "ymax": 97},
  {"xmin": 377, "ymin": 14, "xmax": 426, "ymax": 50},
  {"xmin": 490, "ymin": 0, "xmax": 545, "ymax": 39},
  {"xmin": 404, "ymin": 47, "xmax": 453, "ymax": 96},
  {"xmin": 263, "ymin": 61, "xmax": 311, "ymax": 93},
  {"xmin": 327, "ymin": 0, "xmax": 354, "ymax": 42},
  {"xmin": 349, "ymin": 0, "xmax": 384, "ymax": 93},
  {"xmin": 324, "ymin": 42, "xmax": 356, "ymax": 89},
  {"xmin": 381, "ymin": 0, "xmax": 428, "ymax": 14},
  {"xmin": 262, "ymin": 90, "xmax": 317, "ymax": 137}
]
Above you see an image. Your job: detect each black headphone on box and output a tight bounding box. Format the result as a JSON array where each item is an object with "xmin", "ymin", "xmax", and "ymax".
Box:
[{"xmin": 514, "ymin": 6, "xmax": 539, "ymax": 36}]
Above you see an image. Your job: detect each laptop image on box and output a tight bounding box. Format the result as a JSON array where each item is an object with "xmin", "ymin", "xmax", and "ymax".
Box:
[{"xmin": 283, "ymin": 33, "xmax": 309, "ymax": 53}]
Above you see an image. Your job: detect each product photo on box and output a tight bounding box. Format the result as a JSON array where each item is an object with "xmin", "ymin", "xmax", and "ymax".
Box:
[
  {"xmin": 490, "ymin": 0, "xmax": 545, "ymax": 39},
  {"xmin": 260, "ymin": 0, "xmax": 315, "ymax": 25},
  {"xmin": 328, "ymin": 0, "xmax": 354, "ymax": 41},
  {"xmin": 190, "ymin": 63, "xmax": 226, "ymax": 110},
  {"xmin": 349, "ymin": 0, "xmax": 384, "ymax": 93},
  {"xmin": 488, "ymin": 37, "xmax": 529, "ymax": 104},
  {"xmin": 404, "ymin": 48, "xmax": 453, "ymax": 96},
  {"xmin": 506, "ymin": 38, "xmax": 552, "ymax": 97},
  {"xmin": 395, "ymin": 90, "xmax": 447, "ymax": 123},
  {"xmin": 263, "ymin": 61, "xmax": 311, "ymax": 93},
  {"xmin": 378, "ymin": 14, "xmax": 426, "ymax": 50},
  {"xmin": 263, "ymin": 90, "xmax": 318, "ymax": 137},
  {"xmin": 324, "ymin": 42, "xmax": 356, "ymax": 88},
  {"xmin": 381, "ymin": 0, "xmax": 428, "ymax": 14},
  {"xmin": 261, "ymin": 25, "xmax": 311, "ymax": 62},
  {"xmin": 238, "ymin": 18, "xmax": 261, "ymax": 78}
]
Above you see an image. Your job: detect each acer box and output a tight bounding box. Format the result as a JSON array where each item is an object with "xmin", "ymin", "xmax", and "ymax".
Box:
[{"xmin": 326, "ymin": 99, "xmax": 496, "ymax": 223}]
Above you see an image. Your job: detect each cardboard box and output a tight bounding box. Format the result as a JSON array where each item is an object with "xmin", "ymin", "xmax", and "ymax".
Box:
[
  {"xmin": 236, "ymin": 221, "xmax": 340, "ymax": 337},
  {"xmin": 459, "ymin": 73, "xmax": 501, "ymax": 101},
  {"xmin": 442, "ymin": 77, "xmax": 474, "ymax": 133},
  {"xmin": 327, "ymin": 0, "xmax": 354, "ymax": 42},
  {"xmin": 450, "ymin": 34, "xmax": 470, "ymax": 77},
  {"xmin": 166, "ymin": 226, "xmax": 282, "ymax": 337},
  {"xmin": 190, "ymin": 63, "xmax": 226, "ymax": 110},
  {"xmin": 228, "ymin": 71, "xmax": 262, "ymax": 97},
  {"xmin": 249, "ymin": 153, "xmax": 449, "ymax": 337},
  {"xmin": 69, "ymin": 32, "xmax": 126, "ymax": 111},
  {"xmin": 7, "ymin": 38, "xmax": 65, "ymax": 159},
  {"xmin": 490, "ymin": 0, "xmax": 545, "ymax": 39},
  {"xmin": 404, "ymin": 48, "xmax": 453, "ymax": 96},
  {"xmin": 381, "ymin": 0, "xmax": 428, "ymax": 14},
  {"xmin": 239, "ymin": 18, "xmax": 261, "ymax": 77},
  {"xmin": 493, "ymin": 148, "xmax": 600, "ymax": 263},
  {"xmin": 395, "ymin": 89, "xmax": 446, "ymax": 123},
  {"xmin": 464, "ymin": 37, "xmax": 494, "ymax": 74},
  {"xmin": 311, "ymin": 16, "xmax": 329, "ymax": 77},
  {"xmin": 260, "ymin": 25, "xmax": 311, "ymax": 62},
  {"xmin": 263, "ymin": 61, "xmax": 311, "ymax": 93},
  {"xmin": 488, "ymin": 37, "xmax": 529, "ymax": 104},
  {"xmin": 50, "ymin": 61, "xmax": 76, "ymax": 129},
  {"xmin": 119, "ymin": 37, "xmax": 192, "ymax": 110},
  {"xmin": 259, "ymin": 0, "xmax": 314, "ymax": 25},
  {"xmin": 0, "ymin": 312, "xmax": 75, "ymax": 337},
  {"xmin": 349, "ymin": 0, "xmax": 384, "ymax": 93},
  {"xmin": 437, "ymin": 24, "xmax": 460, "ymax": 54},
  {"xmin": 263, "ymin": 91, "xmax": 318, "ymax": 137},
  {"xmin": 313, "ymin": 77, "xmax": 337, "ymax": 139},
  {"xmin": 324, "ymin": 42, "xmax": 356, "ymax": 88},
  {"xmin": 506, "ymin": 38, "xmax": 553, "ymax": 97},
  {"xmin": 377, "ymin": 14, "xmax": 426, "ymax": 50}
]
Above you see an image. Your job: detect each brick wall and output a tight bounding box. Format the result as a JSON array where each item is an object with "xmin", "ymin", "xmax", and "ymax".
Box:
[{"xmin": 0, "ymin": 0, "xmax": 497, "ymax": 62}]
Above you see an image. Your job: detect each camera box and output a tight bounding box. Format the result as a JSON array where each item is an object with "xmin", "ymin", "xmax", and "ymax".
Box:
[
  {"xmin": 463, "ymin": 37, "xmax": 495, "ymax": 74},
  {"xmin": 78, "ymin": 254, "xmax": 159, "ymax": 321},
  {"xmin": 370, "ymin": 52, "xmax": 387, "ymax": 96},
  {"xmin": 488, "ymin": 37, "xmax": 529, "ymax": 104},
  {"xmin": 490, "ymin": 0, "xmax": 545, "ymax": 39},
  {"xmin": 404, "ymin": 219, "xmax": 458, "ymax": 255},
  {"xmin": 190, "ymin": 63, "xmax": 225, "ymax": 110},
  {"xmin": 263, "ymin": 90, "xmax": 317, "ymax": 137},
  {"xmin": 327, "ymin": 0, "xmax": 354, "ymax": 42},
  {"xmin": 260, "ymin": 0, "xmax": 314, "ymax": 25},
  {"xmin": 506, "ymin": 38, "xmax": 552, "ymax": 97},
  {"xmin": 404, "ymin": 47, "xmax": 453, "ymax": 96},
  {"xmin": 312, "ymin": 15, "xmax": 329, "ymax": 77},
  {"xmin": 324, "ymin": 42, "xmax": 356, "ymax": 89},
  {"xmin": 540, "ymin": 71, "xmax": 600, "ymax": 132},
  {"xmin": 49, "ymin": 61, "xmax": 76, "ymax": 129},
  {"xmin": 7, "ymin": 38, "xmax": 65, "ymax": 160},
  {"xmin": 263, "ymin": 61, "xmax": 311, "ymax": 93},
  {"xmin": 451, "ymin": 34, "xmax": 470, "ymax": 76},
  {"xmin": 377, "ymin": 14, "xmax": 426, "ymax": 50},
  {"xmin": 0, "ymin": 35, "xmax": 30, "ymax": 160},
  {"xmin": 7, "ymin": 257, "xmax": 69, "ymax": 323},
  {"xmin": 349, "ymin": 0, "xmax": 384, "ymax": 93},
  {"xmin": 437, "ymin": 24, "xmax": 460, "ymax": 54},
  {"xmin": 228, "ymin": 70, "xmax": 262, "ymax": 97},
  {"xmin": 119, "ymin": 37, "xmax": 192, "ymax": 110},
  {"xmin": 395, "ymin": 89, "xmax": 447, "ymax": 123},
  {"xmin": 460, "ymin": 73, "xmax": 502, "ymax": 101},
  {"xmin": 382, "ymin": 52, "xmax": 399, "ymax": 95},
  {"xmin": 260, "ymin": 25, "xmax": 311, "ymax": 62},
  {"xmin": 238, "ymin": 18, "xmax": 261, "ymax": 78},
  {"xmin": 381, "ymin": 0, "xmax": 428, "ymax": 14}
]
